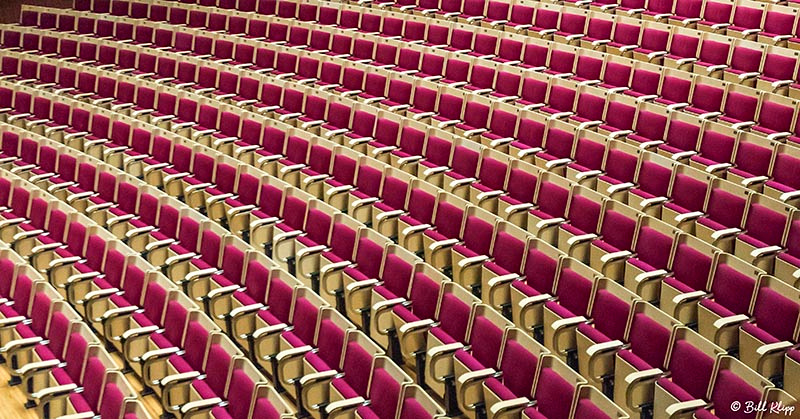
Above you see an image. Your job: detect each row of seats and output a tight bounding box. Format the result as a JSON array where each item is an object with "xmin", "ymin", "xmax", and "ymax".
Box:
[
  {"xmin": 6, "ymin": 0, "xmax": 800, "ymax": 306},
  {"xmin": 0, "ymin": 124, "xmax": 443, "ymax": 419},
  {"xmin": 0, "ymin": 44, "xmax": 528, "ymax": 418},
  {"xmin": 1, "ymin": 0, "xmax": 792, "ymax": 416},
  {"xmin": 0, "ymin": 99, "xmax": 636, "ymax": 419},
  {"xmin": 30, "ymin": 0, "xmax": 800, "ymax": 101},
  {"xmin": 0, "ymin": 162, "xmax": 302, "ymax": 419},
  {"xmin": 3, "ymin": 28, "xmax": 799, "ymax": 289},
  {"xmin": 368, "ymin": 0, "xmax": 800, "ymax": 43},
  {"xmin": 69, "ymin": 0, "xmax": 800, "ymax": 51},
  {"xmin": 3, "ymin": 46, "xmax": 791, "ymax": 304},
  {"xmin": 78, "ymin": 0, "xmax": 800, "ymax": 404},
  {"xmin": 1, "ymin": 80, "xmax": 792, "ymax": 419},
  {"xmin": 78, "ymin": 0, "xmax": 800, "ymax": 94},
  {"xmin": 14, "ymin": 0, "xmax": 800, "ymax": 152},
  {"xmin": 0, "ymin": 183, "xmax": 150, "ymax": 418},
  {"xmin": 7, "ymin": 9, "xmax": 800, "ymax": 188},
  {"xmin": 1, "ymin": 18, "xmax": 799, "ymax": 305},
  {"xmin": 0, "ymin": 34, "xmax": 796, "ymax": 418},
  {"xmin": 347, "ymin": 0, "xmax": 800, "ymax": 45}
]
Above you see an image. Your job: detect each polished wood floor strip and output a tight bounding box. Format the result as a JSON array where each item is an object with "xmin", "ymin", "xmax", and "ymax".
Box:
[{"xmin": 0, "ymin": 361, "xmax": 51, "ymax": 419}]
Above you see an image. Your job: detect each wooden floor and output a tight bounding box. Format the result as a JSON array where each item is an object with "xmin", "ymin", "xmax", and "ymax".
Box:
[
  {"xmin": 0, "ymin": 351, "xmax": 163, "ymax": 419},
  {"xmin": 0, "ymin": 363, "xmax": 42, "ymax": 419}
]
